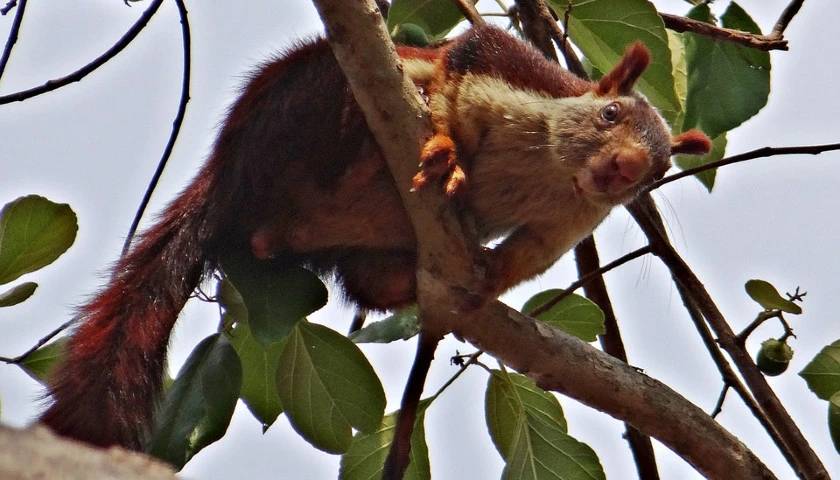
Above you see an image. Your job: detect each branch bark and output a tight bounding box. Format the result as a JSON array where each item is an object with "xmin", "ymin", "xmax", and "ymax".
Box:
[
  {"xmin": 311, "ymin": 1, "xmax": 775, "ymax": 478},
  {"xmin": 0, "ymin": 425, "xmax": 175, "ymax": 480},
  {"xmin": 660, "ymin": 13, "xmax": 788, "ymax": 51}
]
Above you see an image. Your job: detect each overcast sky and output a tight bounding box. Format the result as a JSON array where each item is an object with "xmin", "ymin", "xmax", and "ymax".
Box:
[{"xmin": 1, "ymin": 1, "xmax": 839, "ymax": 478}]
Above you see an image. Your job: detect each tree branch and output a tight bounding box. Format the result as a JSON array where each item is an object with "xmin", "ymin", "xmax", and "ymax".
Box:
[
  {"xmin": 0, "ymin": 0, "xmax": 164, "ymax": 104},
  {"xmin": 646, "ymin": 142, "xmax": 840, "ymax": 193},
  {"xmin": 311, "ymin": 1, "xmax": 775, "ymax": 477},
  {"xmin": 121, "ymin": 0, "xmax": 192, "ymax": 255},
  {"xmin": 450, "ymin": 0, "xmax": 484, "ymax": 26},
  {"xmin": 574, "ymin": 236, "xmax": 660, "ymax": 480},
  {"xmin": 452, "ymin": 298, "xmax": 776, "ymax": 479},
  {"xmin": 626, "ymin": 193, "xmax": 829, "ymax": 479},
  {"xmin": 660, "ymin": 13, "xmax": 788, "ymax": 51},
  {"xmin": 0, "ymin": 0, "xmax": 25, "ymax": 84}
]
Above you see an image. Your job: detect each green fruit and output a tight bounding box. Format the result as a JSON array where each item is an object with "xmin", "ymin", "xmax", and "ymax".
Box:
[
  {"xmin": 756, "ymin": 338, "xmax": 794, "ymax": 376},
  {"xmin": 393, "ymin": 23, "xmax": 430, "ymax": 47}
]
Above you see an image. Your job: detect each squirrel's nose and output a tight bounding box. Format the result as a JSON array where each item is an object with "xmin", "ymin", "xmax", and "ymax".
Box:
[{"xmin": 613, "ymin": 148, "xmax": 649, "ymax": 183}]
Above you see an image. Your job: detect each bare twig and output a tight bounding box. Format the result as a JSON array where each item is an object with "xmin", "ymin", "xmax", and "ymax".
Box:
[
  {"xmin": 711, "ymin": 385, "xmax": 730, "ymax": 418},
  {"xmin": 431, "ymin": 351, "xmax": 482, "ymax": 399},
  {"xmin": 660, "ymin": 13, "xmax": 788, "ymax": 51},
  {"xmin": 0, "ymin": 318, "xmax": 76, "ymax": 365},
  {"xmin": 0, "ymin": 0, "xmax": 17, "ymax": 15},
  {"xmin": 646, "ymin": 142, "xmax": 840, "ymax": 193},
  {"xmin": 0, "ymin": 0, "xmax": 25, "ymax": 84},
  {"xmin": 450, "ymin": 0, "xmax": 484, "ymax": 26},
  {"xmin": 121, "ymin": 0, "xmax": 192, "ymax": 255},
  {"xmin": 534, "ymin": 0, "xmax": 586, "ymax": 77},
  {"xmin": 771, "ymin": 0, "xmax": 805, "ymax": 38},
  {"xmin": 627, "ymin": 193, "xmax": 829, "ymax": 479},
  {"xmin": 0, "ymin": 0, "xmax": 164, "ymax": 104},
  {"xmin": 526, "ymin": 245, "xmax": 651, "ymax": 317},
  {"xmin": 736, "ymin": 310, "xmax": 780, "ymax": 346}
]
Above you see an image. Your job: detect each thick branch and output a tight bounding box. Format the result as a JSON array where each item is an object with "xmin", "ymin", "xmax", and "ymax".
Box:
[
  {"xmin": 626, "ymin": 194, "xmax": 829, "ymax": 479},
  {"xmin": 448, "ymin": 295, "xmax": 776, "ymax": 479},
  {"xmin": 311, "ymin": 2, "xmax": 775, "ymax": 477},
  {"xmin": 0, "ymin": 0, "xmax": 164, "ymax": 104}
]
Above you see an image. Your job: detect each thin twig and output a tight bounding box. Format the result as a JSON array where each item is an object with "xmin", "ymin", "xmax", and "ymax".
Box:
[
  {"xmin": 450, "ymin": 0, "xmax": 484, "ymax": 25},
  {"xmin": 0, "ymin": 0, "xmax": 25, "ymax": 84},
  {"xmin": 534, "ymin": 0, "xmax": 586, "ymax": 78},
  {"xmin": 526, "ymin": 245, "xmax": 651, "ymax": 317},
  {"xmin": 711, "ymin": 385, "xmax": 730, "ymax": 418},
  {"xmin": 771, "ymin": 0, "xmax": 805, "ymax": 38},
  {"xmin": 736, "ymin": 310, "xmax": 779, "ymax": 346},
  {"xmin": 0, "ymin": 0, "xmax": 17, "ymax": 15},
  {"xmin": 660, "ymin": 13, "xmax": 788, "ymax": 51},
  {"xmin": 121, "ymin": 0, "xmax": 192, "ymax": 255},
  {"xmin": 431, "ymin": 351, "xmax": 482, "ymax": 399},
  {"xmin": 2, "ymin": 318, "xmax": 76, "ymax": 364},
  {"xmin": 646, "ymin": 142, "xmax": 840, "ymax": 193},
  {"xmin": 0, "ymin": 0, "xmax": 164, "ymax": 104}
]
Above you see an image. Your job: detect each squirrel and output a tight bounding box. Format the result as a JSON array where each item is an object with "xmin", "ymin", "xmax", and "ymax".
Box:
[{"xmin": 39, "ymin": 25, "xmax": 710, "ymax": 452}]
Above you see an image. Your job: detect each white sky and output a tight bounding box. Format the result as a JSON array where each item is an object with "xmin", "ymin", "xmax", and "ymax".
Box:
[{"xmin": 1, "ymin": 1, "xmax": 839, "ymax": 478}]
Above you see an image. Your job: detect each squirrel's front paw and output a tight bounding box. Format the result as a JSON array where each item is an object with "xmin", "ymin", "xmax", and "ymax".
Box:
[{"xmin": 411, "ymin": 134, "xmax": 467, "ymax": 197}]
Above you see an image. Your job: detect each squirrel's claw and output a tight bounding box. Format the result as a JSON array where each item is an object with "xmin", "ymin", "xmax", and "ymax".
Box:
[{"xmin": 412, "ymin": 133, "xmax": 467, "ymax": 197}]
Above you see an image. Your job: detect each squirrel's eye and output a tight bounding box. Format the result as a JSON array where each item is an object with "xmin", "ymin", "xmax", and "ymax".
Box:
[{"xmin": 600, "ymin": 102, "xmax": 620, "ymax": 123}]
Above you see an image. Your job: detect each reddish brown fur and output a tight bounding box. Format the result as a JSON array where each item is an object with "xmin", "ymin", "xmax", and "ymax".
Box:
[
  {"xmin": 672, "ymin": 129, "xmax": 713, "ymax": 155},
  {"xmin": 41, "ymin": 25, "xmax": 709, "ymax": 450},
  {"xmin": 595, "ymin": 42, "xmax": 650, "ymax": 97}
]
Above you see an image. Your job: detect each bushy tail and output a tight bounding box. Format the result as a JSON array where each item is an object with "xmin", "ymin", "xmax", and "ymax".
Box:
[{"xmin": 41, "ymin": 174, "xmax": 217, "ymax": 449}]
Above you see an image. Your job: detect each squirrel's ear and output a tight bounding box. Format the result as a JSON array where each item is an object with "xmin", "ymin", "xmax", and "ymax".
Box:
[
  {"xmin": 595, "ymin": 42, "xmax": 650, "ymax": 96},
  {"xmin": 671, "ymin": 130, "xmax": 712, "ymax": 155}
]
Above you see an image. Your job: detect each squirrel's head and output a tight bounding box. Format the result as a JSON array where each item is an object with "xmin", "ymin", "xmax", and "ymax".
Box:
[{"xmin": 571, "ymin": 42, "xmax": 712, "ymax": 206}]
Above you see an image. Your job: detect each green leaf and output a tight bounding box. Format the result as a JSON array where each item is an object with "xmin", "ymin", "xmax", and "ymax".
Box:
[
  {"xmin": 387, "ymin": 0, "xmax": 466, "ymax": 41},
  {"xmin": 278, "ymin": 322, "xmax": 386, "ymax": 453},
  {"xmin": 392, "ymin": 23, "xmax": 432, "ymax": 47},
  {"xmin": 667, "ymin": 30, "xmax": 687, "ymax": 112},
  {"xmin": 340, "ymin": 401, "xmax": 432, "ymax": 480},
  {"xmin": 147, "ymin": 333, "xmax": 242, "ymax": 469},
  {"xmin": 551, "ymin": 0, "xmax": 680, "ymax": 121},
  {"xmin": 18, "ymin": 338, "xmax": 68, "ymax": 385},
  {"xmin": 682, "ymin": 3, "xmax": 770, "ymax": 139},
  {"xmin": 675, "ymin": 132, "xmax": 726, "ymax": 191},
  {"xmin": 745, "ymin": 279, "xmax": 802, "ymax": 314},
  {"xmin": 829, "ymin": 392, "xmax": 840, "ymax": 454},
  {"xmin": 522, "ymin": 290, "xmax": 605, "ymax": 342},
  {"xmin": 0, "ymin": 281, "xmax": 38, "ymax": 307},
  {"xmin": 0, "ymin": 195, "xmax": 77, "ymax": 285},
  {"xmin": 227, "ymin": 319, "xmax": 284, "ymax": 428},
  {"xmin": 351, "ymin": 305, "xmax": 420, "ymax": 343},
  {"xmin": 800, "ymin": 340, "xmax": 840, "ymax": 401},
  {"xmin": 222, "ymin": 253, "xmax": 328, "ymax": 345},
  {"xmin": 486, "ymin": 370, "xmax": 604, "ymax": 480}
]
